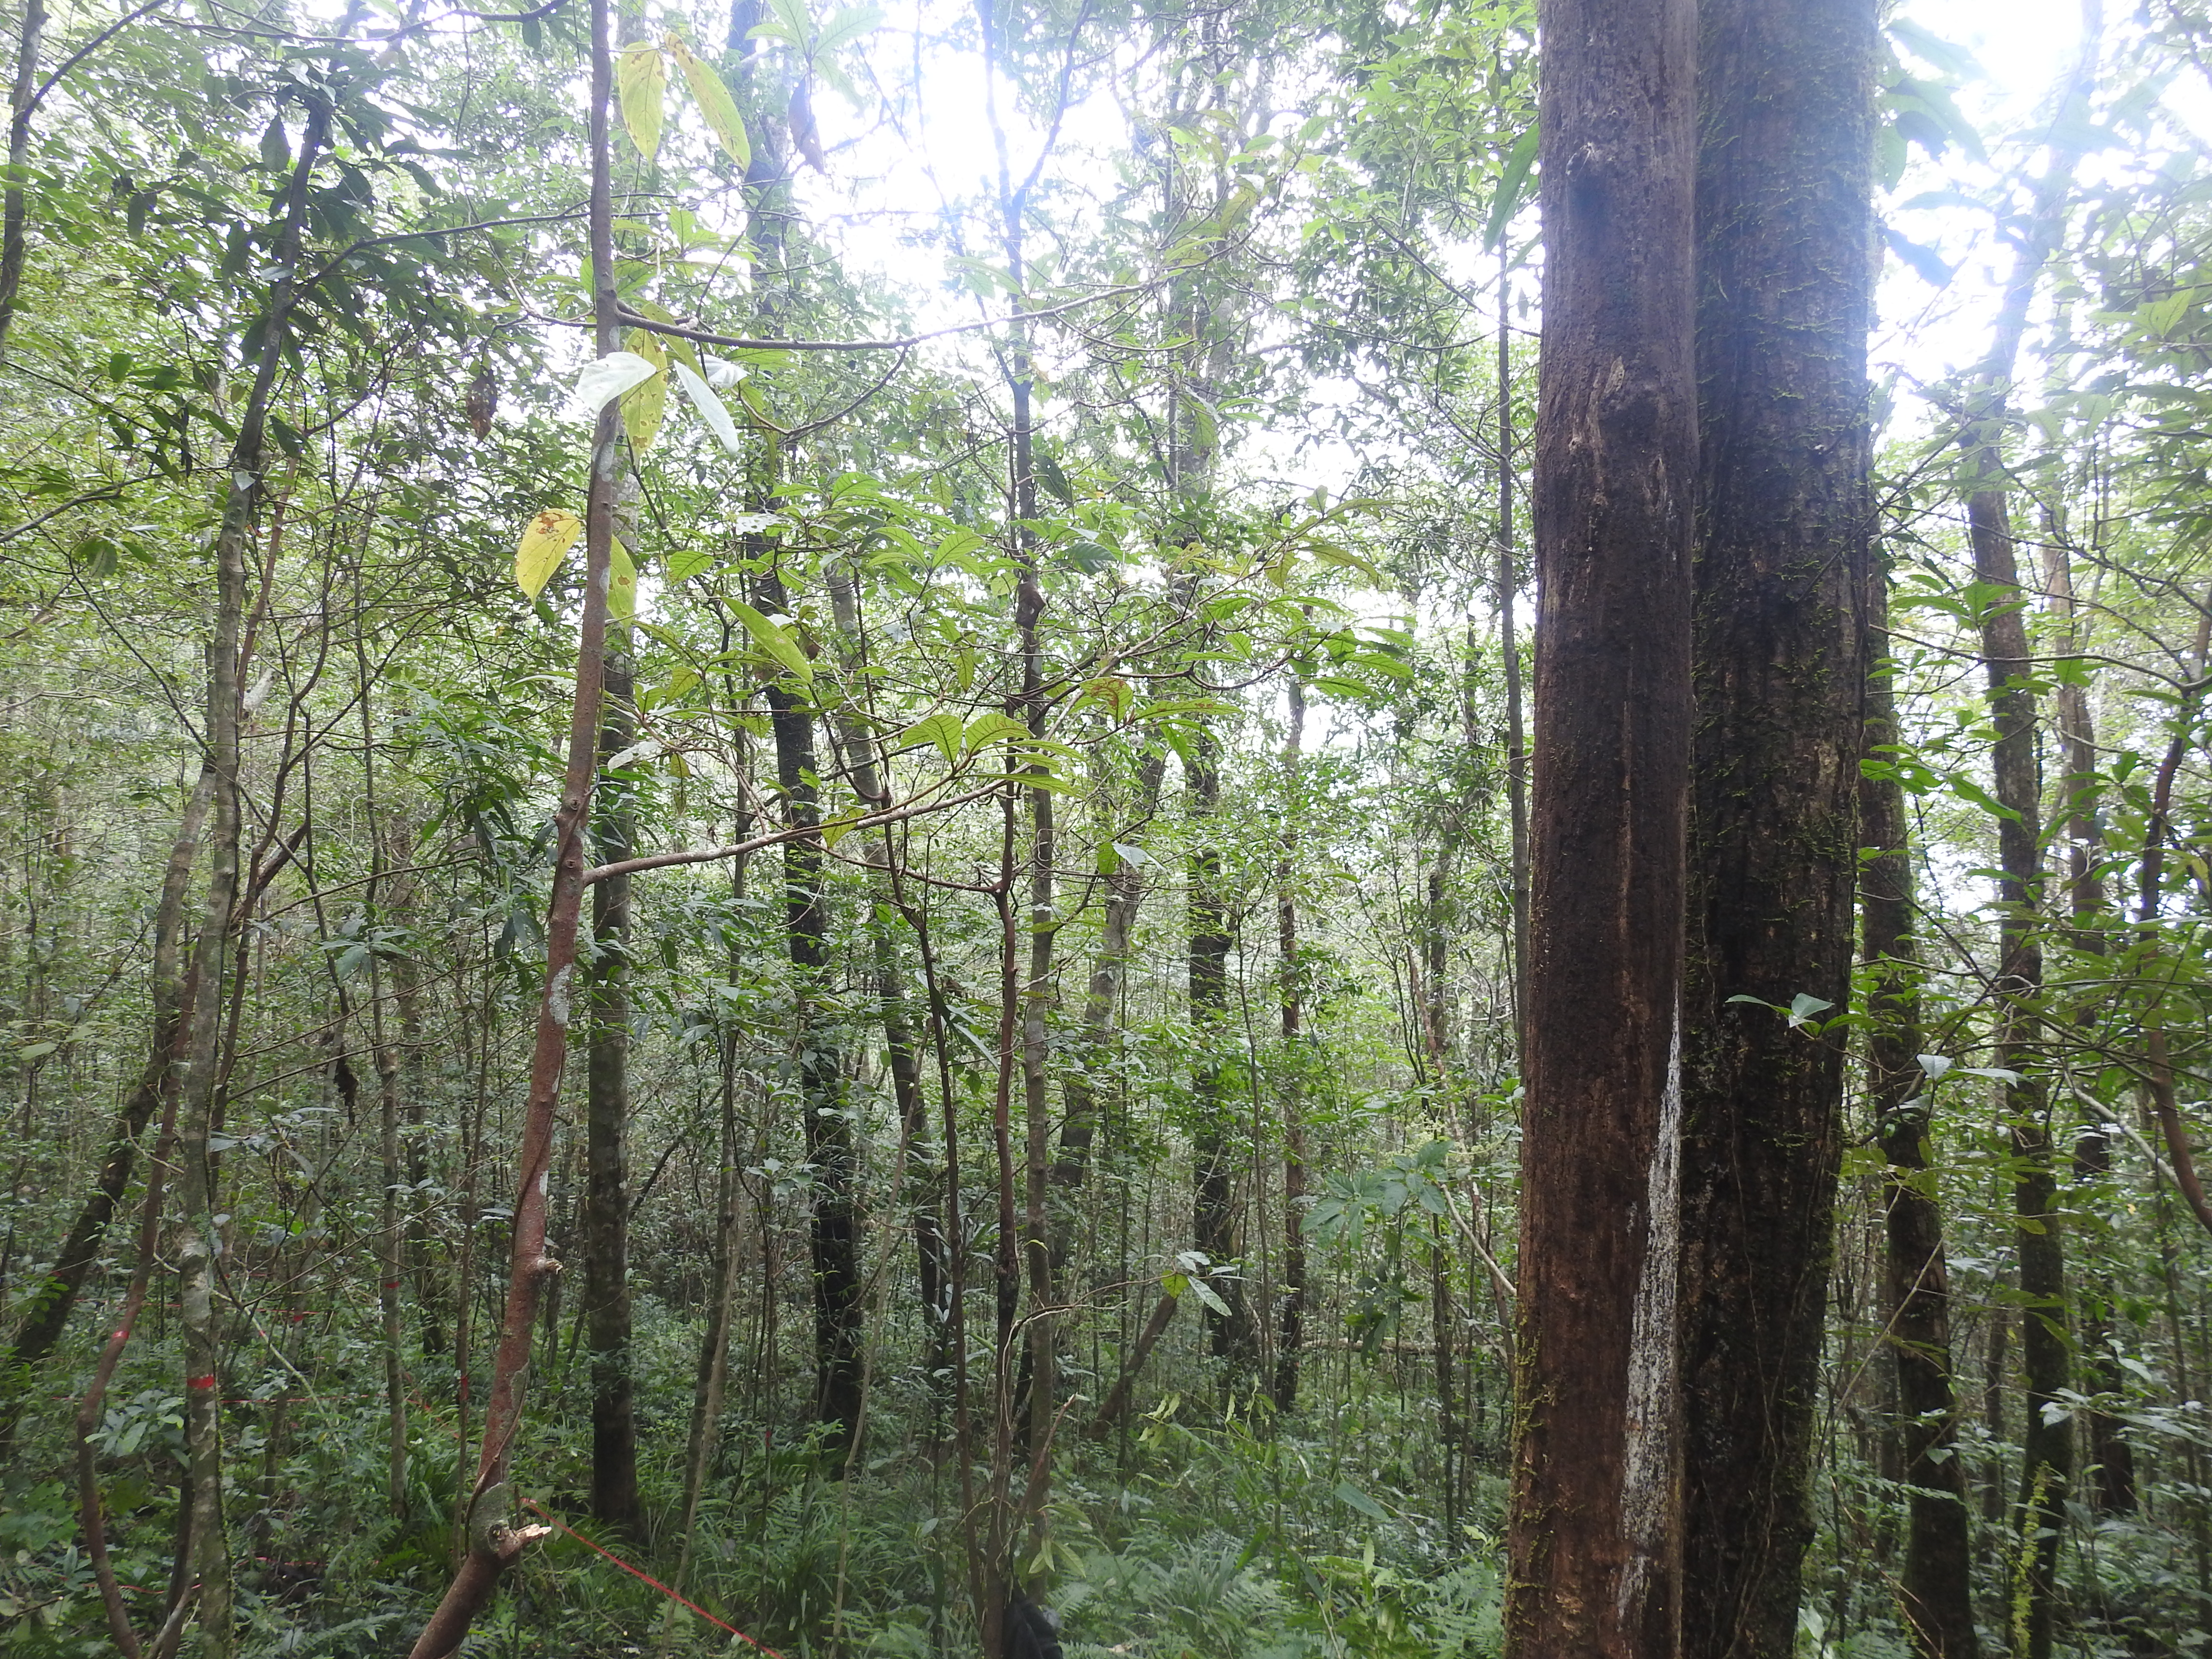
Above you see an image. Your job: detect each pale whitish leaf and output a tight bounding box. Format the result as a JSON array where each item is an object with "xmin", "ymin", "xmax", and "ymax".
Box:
[
  {"xmin": 1959, "ymin": 1065, "xmax": 2023, "ymax": 1084},
  {"xmin": 608, "ymin": 541, "xmax": 637, "ymax": 624},
  {"xmin": 622, "ymin": 330, "xmax": 669, "ymax": 453},
  {"xmin": 703, "ymin": 357, "xmax": 748, "ymax": 388},
  {"xmin": 605, "ymin": 739, "xmax": 660, "ymax": 770},
  {"xmin": 815, "ymin": 4, "xmax": 884, "ymax": 52},
  {"xmin": 728, "ymin": 511, "xmax": 783, "ymax": 535},
  {"xmin": 558, "ymin": 351, "xmax": 660, "ymax": 424},
  {"xmin": 1186, "ymin": 1277, "xmax": 1231, "ymax": 1317},
  {"xmin": 516, "ymin": 509, "xmax": 583, "ymax": 598},
  {"xmin": 672, "ymin": 359, "xmax": 745, "ymax": 455},
  {"xmin": 1111, "ymin": 841, "xmax": 1149, "ymax": 867},
  {"xmin": 617, "ymin": 42, "xmax": 666, "ymax": 163},
  {"xmin": 667, "ymin": 34, "xmax": 750, "ymax": 170},
  {"xmin": 1916, "ymin": 1053, "xmax": 1954, "ymax": 1080}
]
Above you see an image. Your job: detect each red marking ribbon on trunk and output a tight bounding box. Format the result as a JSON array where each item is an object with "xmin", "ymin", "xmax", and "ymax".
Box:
[
  {"xmin": 519, "ymin": 1498, "xmax": 787, "ymax": 1658},
  {"xmin": 186, "ymin": 1374, "xmax": 217, "ymax": 1392}
]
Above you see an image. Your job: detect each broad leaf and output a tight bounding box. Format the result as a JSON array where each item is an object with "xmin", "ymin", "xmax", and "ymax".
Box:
[
  {"xmin": 672, "ymin": 360, "xmax": 746, "ymax": 455},
  {"xmin": 622, "ymin": 329, "xmax": 669, "ymax": 453},
  {"xmin": 558, "ymin": 351, "xmax": 660, "ymax": 424},
  {"xmin": 515, "ymin": 509, "xmax": 583, "ymax": 598},
  {"xmin": 900, "ymin": 712, "xmax": 964, "ymax": 764},
  {"xmin": 668, "ymin": 34, "xmax": 750, "ymax": 170},
  {"xmin": 608, "ymin": 540, "xmax": 637, "ymax": 624},
  {"xmin": 618, "ymin": 43, "xmax": 666, "ymax": 163},
  {"xmin": 727, "ymin": 598, "xmax": 811, "ymax": 682}
]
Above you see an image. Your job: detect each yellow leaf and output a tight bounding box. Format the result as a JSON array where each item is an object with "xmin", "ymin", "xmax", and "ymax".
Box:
[
  {"xmin": 609, "ymin": 540, "xmax": 637, "ymax": 625},
  {"xmin": 668, "ymin": 34, "xmax": 750, "ymax": 170},
  {"xmin": 618, "ymin": 43, "xmax": 666, "ymax": 163},
  {"xmin": 516, "ymin": 510, "xmax": 583, "ymax": 599},
  {"xmin": 622, "ymin": 329, "xmax": 668, "ymax": 453}
]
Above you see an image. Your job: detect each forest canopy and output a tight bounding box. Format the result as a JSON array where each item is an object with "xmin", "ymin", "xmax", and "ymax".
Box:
[{"xmin": 3, "ymin": 1, "xmax": 2212, "ymax": 1658}]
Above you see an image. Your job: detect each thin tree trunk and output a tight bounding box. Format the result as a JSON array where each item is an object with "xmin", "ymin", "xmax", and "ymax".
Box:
[
  {"xmin": 1052, "ymin": 750, "xmax": 1166, "ymax": 1265},
  {"xmin": 2043, "ymin": 526, "xmax": 2137, "ymax": 1515},
  {"xmin": 1496, "ymin": 308, "xmax": 1528, "ymax": 1060},
  {"xmin": 1505, "ymin": 0, "xmax": 1696, "ymax": 1650},
  {"xmin": 0, "ymin": 0, "xmax": 45, "ymax": 352},
  {"xmin": 755, "ymin": 579, "xmax": 862, "ymax": 1450},
  {"xmin": 404, "ymin": 0, "xmax": 621, "ymax": 1642},
  {"xmin": 1677, "ymin": 5, "xmax": 1875, "ymax": 1656},
  {"xmin": 1188, "ymin": 727, "xmax": 1252, "ymax": 1376},
  {"xmin": 0, "ymin": 767, "xmax": 211, "ymax": 1455},
  {"xmin": 1865, "ymin": 565, "xmax": 1982, "ymax": 1659},
  {"xmin": 824, "ymin": 565, "xmax": 951, "ymax": 1396},
  {"xmin": 169, "ymin": 79, "xmax": 336, "ymax": 1659},
  {"xmin": 359, "ymin": 654, "xmax": 411, "ymax": 1522},
  {"xmin": 1274, "ymin": 678, "xmax": 1307, "ymax": 1413},
  {"xmin": 585, "ymin": 578, "xmax": 639, "ymax": 1529},
  {"xmin": 1956, "ymin": 24, "xmax": 2100, "ymax": 1658}
]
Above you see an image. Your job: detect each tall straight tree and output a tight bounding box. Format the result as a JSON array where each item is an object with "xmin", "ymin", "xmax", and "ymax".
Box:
[
  {"xmin": 1504, "ymin": 0, "xmax": 1696, "ymax": 1651},
  {"xmin": 1676, "ymin": 4, "xmax": 1875, "ymax": 1656}
]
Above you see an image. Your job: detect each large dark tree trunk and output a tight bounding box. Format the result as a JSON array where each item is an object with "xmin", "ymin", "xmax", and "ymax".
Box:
[
  {"xmin": 756, "ymin": 559, "xmax": 863, "ymax": 1454},
  {"xmin": 1503, "ymin": 0, "xmax": 1696, "ymax": 1651},
  {"xmin": 1676, "ymin": 5, "xmax": 1875, "ymax": 1656},
  {"xmin": 584, "ymin": 604, "xmax": 639, "ymax": 1529},
  {"xmin": 1865, "ymin": 565, "xmax": 1982, "ymax": 1659}
]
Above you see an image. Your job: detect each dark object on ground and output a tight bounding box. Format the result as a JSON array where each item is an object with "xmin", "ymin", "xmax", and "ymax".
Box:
[{"xmin": 1006, "ymin": 1593, "xmax": 1062, "ymax": 1659}]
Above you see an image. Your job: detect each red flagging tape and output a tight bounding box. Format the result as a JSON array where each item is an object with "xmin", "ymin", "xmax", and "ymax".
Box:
[{"xmin": 519, "ymin": 1498, "xmax": 787, "ymax": 1659}]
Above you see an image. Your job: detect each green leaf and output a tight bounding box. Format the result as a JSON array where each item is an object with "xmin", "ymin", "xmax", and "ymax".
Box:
[
  {"xmin": 666, "ymin": 546, "xmax": 713, "ymax": 582},
  {"xmin": 901, "ymin": 712, "xmax": 964, "ymax": 764},
  {"xmin": 727, "ymin": 599, "xmax": 812, "ymax": 682},
  {"xmin": 1334, "ymin": 1481, "xmax": 1388, "ymax": 1520},
  {"xmin": 667, "ymin": 34, "xmax": 751, "ymax": 170},
  {"xmin": 618, "ymin": 43, "xmax": 666, "ymax": 163},
  {"xmin": 608, "ymin": 541, "xmax": 637, "ymax": 624},
  {"xmin": 1947, "ymin": 774, "xmax": 2018, "ymax": 822},
  {"xmin": 1485, "ymin": 125, "xmax": 1539, "ymax": 252},
  {"xmin": 1033, "ymin": 445, "xmax": 1075, "ymax": 505},
  {"xmin": 962, "ymin": 710, "xmax": 1030, "ymax": 755}
]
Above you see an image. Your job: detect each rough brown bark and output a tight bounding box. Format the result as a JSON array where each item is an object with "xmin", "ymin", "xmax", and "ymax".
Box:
[
  {"xmin": 1865, "ymin": 565, "xmax": 1982, "ymax": 1659},
  {"xmin": 1504, "ymin": 0, "xmax": 1696, "ymax": 1651},
  {"xmin": 1676, "ymin": 5, "xmax": 1875, "ymax": 1655}
]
